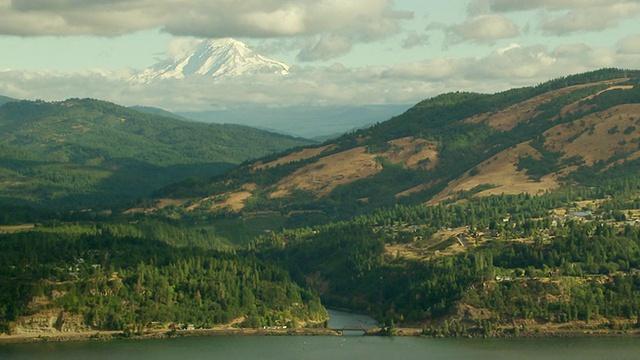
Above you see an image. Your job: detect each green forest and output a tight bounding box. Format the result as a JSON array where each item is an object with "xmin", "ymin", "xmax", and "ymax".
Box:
[
  {"xmin": 2, "ymin": 166, "xmax": 639, "ymax": 336},
  {"xmin": 0, "ymin": 228, "xmax": 328, "ymax": 334},
  {"xmin": 158, "ymin": 69, "xmax": 640, "ymax": 222},
  {"xmin": 0, "ymin": 98, "xmax": 313, "ymax": 209},
  {"xmin": 244, "ymin": 171, "xmax": 640, "ymax": 330},
  {"xmin": 2, "ymin": 69, "xmax": 640, "ymax": 338}
]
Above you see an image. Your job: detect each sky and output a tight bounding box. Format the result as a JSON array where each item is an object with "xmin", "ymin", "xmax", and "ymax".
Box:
[{"xmin": 1, "ymin": 0, "xmax": 640, "ymax": 111}]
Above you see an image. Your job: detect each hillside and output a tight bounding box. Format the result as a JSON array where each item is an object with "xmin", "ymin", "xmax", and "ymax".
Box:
[
  {"xmin": 0, "ymin": 98, "xmax": 313, "ymax": 209},
  {"xmin": 0, "ymin": 95, "xmax": 18, "ymax": 106},
  {"xmin": 154, "ymin": 69, "xmax": 640, "ymax": 225},
  {"xmin": 219, "ymin": 69, "xmax": 640, "ymax": 335},
  {"xmin": 3, "ymin": 69, "xmax": 640, "ymax": 339},
  {"xmin": 128, "ymin": 105, "xmax": 188, "ymax": 121},
  {"xmin": 0, "ymin": 226, "xmax": 329, "ymax": 336}
]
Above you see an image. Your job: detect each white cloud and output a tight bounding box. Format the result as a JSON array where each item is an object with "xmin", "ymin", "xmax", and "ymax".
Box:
[
  {"xmin": 540, "ymin": 3, "xmax": 640, "ymax": 35},
  {"xmin": 584, "ymin": 48, "xmax": 617, "ymax": 68},
  {"xmin": 381, "ymin": 58, "xmax": 464, "ymax": 81},
  {"xmin": 238, "ymin": 6, "xmax": 307, "ymax": 36},
  {"xmin": 442, "ymin": 14, "xmax": 519, "ymax": 46},
  {"xmin": 1, "ymin": 0, "xmax": 410, "ymax": 62},
  {"xmin": 166, "ymin": 38, "xmax": 203, "ymax": 58},
  {"xmin": 552, "ymin": 43, "xmax": 592, "ymax": 60},
  {"xmin": 402, "ymin": 33, "xmax": 430, "ymax": 49},
  {"xmin": 468, "ymin": 0, "xmax": 640, "ymax": 35},
  {"xmin": 617, "ymin": 34, "xmax": 640, "ymax": 54},
  {"xmin": 2, "ymin": 35, "xmax": 639, "ymax": 112},
  {"xmin": 470, "ymin": 44, "xmax": 556, "ymax": 80},
  {"xmin": 479, "ymin": 0, "xmax": 637, "ymax": 12},
  {"xmin": 0, "ymin": 0, "xmax": 412, "ymax": 66},
  {"xmin": 297, "ymin": 35, "xmax": 353, "ymax": 62}
]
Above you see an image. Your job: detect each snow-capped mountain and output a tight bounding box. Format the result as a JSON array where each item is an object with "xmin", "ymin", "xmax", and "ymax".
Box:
[{"xmin": 131, "ymin": 38, "xmax": 289, "ymax": 83}]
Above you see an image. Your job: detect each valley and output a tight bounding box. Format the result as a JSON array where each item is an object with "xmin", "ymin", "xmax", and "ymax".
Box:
[
  {"xmin": 2, "ymin": 68, "xmax": 640, "ymax": 340},
  {"xmin": 0, "ymin": 98, "xmax": 313, "ymax": 209}
]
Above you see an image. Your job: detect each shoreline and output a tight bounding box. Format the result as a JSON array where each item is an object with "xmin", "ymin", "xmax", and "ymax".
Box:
[
  {"xmin": 3, "ymin": 326, "xmax": 640, "ymax": 345},
  {"xmin": 0, "ymin": 327, "xmax": 344, "ymax": 345}
]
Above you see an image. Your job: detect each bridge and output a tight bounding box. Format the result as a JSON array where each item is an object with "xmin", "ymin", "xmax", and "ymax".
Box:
[{"xmin": 331, "ymin": 326, "xmax": 379, "ymax": 335}]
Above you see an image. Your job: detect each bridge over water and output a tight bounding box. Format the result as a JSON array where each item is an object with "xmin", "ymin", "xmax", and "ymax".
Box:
[{"xmin": 331, "ymin": 326, "xmax": 380, "ymax": 335}]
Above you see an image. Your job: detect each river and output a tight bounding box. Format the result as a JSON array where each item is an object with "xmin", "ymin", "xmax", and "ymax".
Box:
[{"xmin": 1, "ymin": 310, "xmax": 640, "ymax": 360}]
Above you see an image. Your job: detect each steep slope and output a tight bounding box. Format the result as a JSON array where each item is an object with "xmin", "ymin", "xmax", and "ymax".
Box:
[
  {"xmin": 131, "ymin": 38, "xmax": 289, "ymax": 83},
  {"xmin": 128, "ymin": 105, "xmax": 188, "ymax": 121},
  {"xmin": 429, "ymin": 85, "xmax": 640, "ymax": 203},
  {"xmin": 0, "ymin": 95, "xmax": 18, "ymax": 106},
  {"xmin": 4, "ymin": 70, "xmax": 640, "ymax": 338},
  {"xmin": 155, "ymin": 69, "xmax": 640, "ymax": 224},
  {"xmin": 0, "ymin": 98, "xmax": 312, "ymax": 208},
  {"xmin": 0, "ymin": 228, "xmax": 329, "ymax": 336}
]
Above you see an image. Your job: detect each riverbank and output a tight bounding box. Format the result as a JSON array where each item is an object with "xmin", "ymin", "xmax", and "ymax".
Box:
[
  {"xmin": 5, "ymin": 326, "xmax": 640, "ymax": 345},
  {"xmin": 398, "ymin": 325, "xmax": 640, "ymax": 339},
  {"xmin": 4, "ymin": 323, "xmax": 640, "ymax": 344},
  {"xmin": 0, "ymin": 327, "xmax": 345, "ymax": 344}
]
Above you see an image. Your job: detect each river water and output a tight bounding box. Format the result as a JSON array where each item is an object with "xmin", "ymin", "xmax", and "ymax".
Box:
[{"xmin": 2, "ymin": 310, "xmax": 640, "ymax": 360}]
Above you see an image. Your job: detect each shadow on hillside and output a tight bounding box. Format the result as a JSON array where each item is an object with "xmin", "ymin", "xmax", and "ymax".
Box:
[{"xmin": 0, "ymin": 158, "xmax": 235, "ymax": 210}]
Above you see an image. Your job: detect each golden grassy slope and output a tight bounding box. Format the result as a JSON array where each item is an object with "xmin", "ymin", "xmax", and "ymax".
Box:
[
  {"xmin": 269, "ymin": 137, "xmax": 438, "ymax": 199},
  {"xmin": 144, "ymin": 78, "xmax": 640, "ymax": 214},
  {"xmin": 427, "ymin": 142, "xmax": 560, "ymax": 205}
]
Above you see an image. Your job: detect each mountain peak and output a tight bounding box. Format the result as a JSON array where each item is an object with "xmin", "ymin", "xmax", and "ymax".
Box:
[{"xmin": 131, "ymin": 38, "xmax": 289, "ymax": 83}]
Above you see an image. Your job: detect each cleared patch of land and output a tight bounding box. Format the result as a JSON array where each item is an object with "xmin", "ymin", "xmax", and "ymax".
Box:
[
  {"xmin": 124, "ymin": 198, "xmax": 188, "ymax": 214},
  {"xmin": 270, "ymin": 137, "xmax": 437, "ymax": 199},
  {"xmin": 560, "ymin": 85, "xmax": 634, "ymax": 116},
  {"xmin": 187, "ymin": 184, "xmax": 258, "ymax": 212},
  {"xmin": 466, "ymin": 79, "xmax": 629, "ymax": 132},
  {"xmin": 210, "ymin": 190, "xmax": 254, "ymax": 212},
  {"xmin": 254, "ymin": 145, "xmax": 336, "ymax": 170},
  {"xmin": 544, "ymin": 104, "xmax": 640, "ymax": 166},
  {"xmin": 428, "ymin": 142, "xmax": 559, "ymax": 205},
  {"xmin": 385, "ymin": 137, "xmax": 439, "ymax": 170},
  {"xmin": 270, "ymin": 146, "xmax": 380, "ymax": 198},
  {"xmin": 0, "ymin": 224, "xmax": 35, "ymax": 233},
  {"xmin": 385, "ymin": 226, "xmax": 474, "ymax": 261}
]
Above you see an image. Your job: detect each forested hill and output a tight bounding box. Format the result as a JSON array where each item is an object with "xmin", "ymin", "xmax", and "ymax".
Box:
[
  {"xmin": 154, "ymin": 68, "xmax": 640, "ymax": 224},
  {"xmin": 3, "ymin": 70, "xmax": 640, "ymax": 338},
  {"xmin": 0, "ymin": 95, "xmax": 18, "ymax": 106},
  {"xmin": 0, "ymin": 98, "xmax": 313, "ymax": 209},
  {"xmin": 128, "ymin": 105, "xmax": 188, "ymax": 121}
]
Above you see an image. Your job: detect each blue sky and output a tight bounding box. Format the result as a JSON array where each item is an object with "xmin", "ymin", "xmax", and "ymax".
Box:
[{"xmin": 1, "ymin": 0, "xmax": 640, "ymax": 110}]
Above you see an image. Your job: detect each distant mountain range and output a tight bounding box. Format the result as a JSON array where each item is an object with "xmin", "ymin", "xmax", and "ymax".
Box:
[
  {"xmin": 130, "ymin": 38, "xmax": 289, "ymax": 83},
  {"xmin": 0, "ymin": 98, "xmax": 313, "ymax": 208},
  {"xmin": 3, "ymin": 69, "xmax": 640, "ymax": 338},
  {"xmin": 126, "ymin": 38, "xmax": 412, "ymax": 138},
  {"xmin": 156, "ymin": 68, "xmax": 640, "ymax": 219},
  {"xmin": 178, "ymin": 104, "xmax": 412, "ymax": 139},
  {"xmin": 2, "ymin": 38, "xmax": 410, "ymax": 140}
]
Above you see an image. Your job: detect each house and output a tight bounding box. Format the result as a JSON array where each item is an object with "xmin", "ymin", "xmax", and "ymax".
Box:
[{"xmin": 570, "ymin": 211, "xmax": 592, "ymax": 218}]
